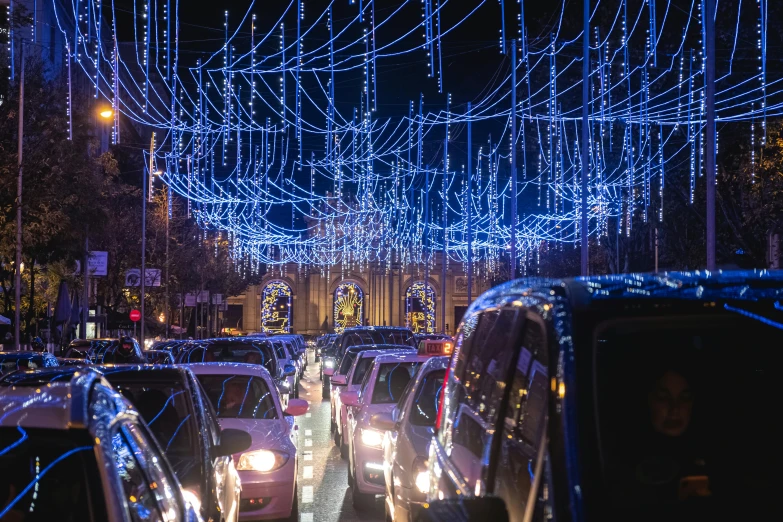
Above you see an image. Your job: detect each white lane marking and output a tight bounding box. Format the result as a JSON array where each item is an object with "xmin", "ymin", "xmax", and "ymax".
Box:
[
  {"xmin": 305, "ymin": 439, "xmax": 312, "ymax": 447},
  {"xmin": 302, "ymin": 486, "xmax": 314, "ymax": 503},
  {"xmin": 300, "ymin": 513, "xmax": 313, "ymax": 522},
  {"xmin": 303, "ymin": 466, "xmax": 313, "ymax": 479},
  {"xmin": 305, "ymin": 412, "xmax": 311, "ymax": 418},
  {"xmin": 305, "ymin": 429, "xmax": 312, "ymax": 436},
  {"xmin": 302, "ymin": 451, "xmax": 313, "ymax": 461}
]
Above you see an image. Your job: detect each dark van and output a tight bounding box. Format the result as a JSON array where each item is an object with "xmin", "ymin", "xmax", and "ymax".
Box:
[{"xmin": 422, "ymin": 271, "xmax": 783, "ymax": 522}]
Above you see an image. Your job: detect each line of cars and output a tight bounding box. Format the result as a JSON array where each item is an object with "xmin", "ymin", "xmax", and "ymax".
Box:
[
  {"xmin": 315, "ymin": 271, "xmax": 783, "ymax": 522},
  {"xmin": 0, "ymin": 332, "xmax": 312, "ymax": 522}
]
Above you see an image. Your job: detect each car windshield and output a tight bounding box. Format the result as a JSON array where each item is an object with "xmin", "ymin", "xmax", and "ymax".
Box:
[
  {"xmin": 594, "ymin": 314, "xmax": 783, "ymax": 519},
  {"xmin": 341, "ymin": 330, "xmax": 415, "ymax": 352},
  {"xmin": 106, "ymin": 378, "xmax": 195, "ymax": 459},
  {"xmin": 0, "ymin": 355, "xmax": 46, "ymax": 375},
  {"xmin": 182, "ymin": 342, "xmax": 276, "ymax": 374},
  {"xmin": 196, "ymin": 374, "xmax": 278, "ymax": 420},
  {"xmin": 409, "ymin": 369, "xmax": 446, "ymax": 427},
  {"xmin": 0, "ymin": 428, "xmax": 106, "ymax": 521},
  {"xmin": 371, "ymin": 362, "xmax": 421, "ymax": 404}
]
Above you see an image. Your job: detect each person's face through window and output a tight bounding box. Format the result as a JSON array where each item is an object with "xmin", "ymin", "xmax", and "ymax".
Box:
[
  {"xmin": 648, "ymin": 370, "xmax": 694, "ymax": 437},
  {"xmin": 224, "ymin": 381, "xmax": 246, "ymax": 409}
]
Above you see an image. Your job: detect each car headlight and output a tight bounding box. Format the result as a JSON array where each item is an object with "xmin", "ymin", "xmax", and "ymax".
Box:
[
  {"xmin": 237, "ymin": 450, "xmax": 290, "ymax": 472},
  {"xmin": 325, "ymin": 359, "xmax": 334, "ymax": 368},
  {"xmin": 182, "ymin": 489, "xmax": 201, "ymax": 512},
  {"xmin": 415, "ymin": 470, "xmax": 429, "ymax": 493},
  {"xmin": 360, "ymin": 428, "xmax": 384, "ymax": 448}
]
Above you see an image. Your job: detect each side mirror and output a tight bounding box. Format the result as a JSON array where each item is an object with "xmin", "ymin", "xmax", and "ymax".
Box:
[
  {"xmin": 370, "ymin": 411, "xmax": 396, "ymax": 431},
  {"xmin": 323, "ymin": 366, "xmax": 335, "ymax": 377},
  {"xmin": 331, "ymin": 374, "xmax": 347, "ymax": 386},
  {"xmin": 285, "ymin": 398, "xmax": 309, "ymax": 416},
  {"xmin": 340, "ymin": 390, "xmax": 360, "ymax": 407},
  {"xmin": 214, "ymin": 428, "xmax": 252, "ymax": 457},
  {"xmin": 284, "ymin": 364, "xmax": 296, "ymax": 376},
  {"xmin": 416, "ymin": 497, "xmax": 509, "ymax": 522}
]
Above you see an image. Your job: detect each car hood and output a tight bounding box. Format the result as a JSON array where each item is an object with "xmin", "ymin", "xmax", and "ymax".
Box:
[{"xmin": 218, "ymin": 417, "xmax": 292, "ymax": 452}]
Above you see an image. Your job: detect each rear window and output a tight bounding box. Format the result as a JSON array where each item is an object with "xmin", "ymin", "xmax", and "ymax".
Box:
[
  {"xmin": 197, "ymin": 374, "xmax": 278, "ymax": 420},
  {"xmin": 342, "ymin": 330, "xmax": 415, "ymax": 352},
  {"xmin": 107, "ymin": 378, "xmax": 196, "ymax": 459},
  {"xmin": 409, "ymin": 369, "xmax": 446, "ymax": 427},
  {"xmin": 0, "ymin": 355, "xmax": 46, "ymax": 375},
  {"xmin": 0, "ymin": 428, "xmax": 106, "ymax": 521},
  {"xmin": 371, "ymin": 362, "xmax": 421, "ymax": 404},
  {"xmin": 180, "ymin": 342, "xmax": 276, "ymax": 374},
  {"xmin": 595, "ymin": 314, "xmax": 783, "ymax": 518}
]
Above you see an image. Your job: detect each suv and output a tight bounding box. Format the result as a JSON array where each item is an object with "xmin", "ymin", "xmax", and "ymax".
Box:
[
  {"xmin": 3, "ymin": 365, "xmax": 252, "ymax": 522},
  {"xmin": 0, "ymin": 369, "xmax": 202, "ymax": 521},
  {"xmin": 422, "ymin": 271, "xmax": 783, "ymax": 522}
]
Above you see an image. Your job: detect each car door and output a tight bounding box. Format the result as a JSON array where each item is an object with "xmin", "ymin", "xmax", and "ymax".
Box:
[
  {"xmin": 437, "ymin": 307, "xmax": 526, "ymax": 496},
  {"xmin": 494, "ymin": 311, "xmax": 551, "ymax": 522}
]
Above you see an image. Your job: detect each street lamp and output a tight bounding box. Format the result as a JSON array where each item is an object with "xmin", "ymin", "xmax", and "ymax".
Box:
[{"xmin": 98, "ymin": 108, "xmax": 114, "ymax": 119}]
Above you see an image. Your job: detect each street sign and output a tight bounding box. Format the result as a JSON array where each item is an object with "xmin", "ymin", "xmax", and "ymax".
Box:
[
  {"xmin": 88, "ymin": 251, "xmax": 108, "ymax": 276},
  {"xmin": 211, "ymin": 293, "xmax": 223, "ymax": 305},
  {"xmin": 130, "ymin": 309, "xmax": 141, "ymax": 322},
  {"xmin": 184, "ymin": 293, "xmax": 197, "ymax": 307},
  {"xmin": 125, "ymin": 269, "xmax": 162, "ymax": 287},
  {"xmin": 197, "ymin": 290, "xmax": 210, "ymax": 303}
]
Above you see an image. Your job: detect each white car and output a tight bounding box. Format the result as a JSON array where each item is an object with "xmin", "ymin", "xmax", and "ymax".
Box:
[
  {"xmin": 187, "ymin": 362, "xmax": 309, "ymax": 521},
  {"xmin": 331, "ymin": 347, "xmax": 416, "ymax": 458},
  {"xmin": 379, "ymin": 355, "xmax": 450, "ymax": 521},
  {"xmin": 342, "ymin": 352, "xmax": 431, "ymax": 510}
]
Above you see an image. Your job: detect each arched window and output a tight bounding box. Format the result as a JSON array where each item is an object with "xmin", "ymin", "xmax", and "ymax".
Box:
[
  {"xmin": 261, "ymin": 281, "xmax": 293, "ymax": 333},
  {"xmin": 405, "ymin": 282, "xmax": 436, "ymax": 334},
  {"xmin": 334, "ymin": 282, "xmax": 363, "ymax": 333}
]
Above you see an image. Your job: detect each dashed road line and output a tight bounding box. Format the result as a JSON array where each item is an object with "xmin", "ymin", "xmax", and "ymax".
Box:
[
  {"xmin": 305, "ymin": 429, "xmax": 312, "ymax": 436},
  {"xmin": 305, "ymin": 438, "xmax": 312, "ymax": 447},
  {"xmin": 303, "ymin": 465, "xmax": 313, "ymax": 479},
  {"xmin": 300, "ymin": 513, "xmax": 313, "ymax": 522},
  {"xmin": 303, "ymin": 451, "xmax": 313, "ymax": 461},
  {"xmin": 302, "ymin": 486, "xmax": 314, "ymax": 503}
]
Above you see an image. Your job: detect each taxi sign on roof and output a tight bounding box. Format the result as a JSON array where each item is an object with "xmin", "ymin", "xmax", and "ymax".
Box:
[{"xmin": 418, "ymin": 339, "xmax": 453, "ymax": 356}]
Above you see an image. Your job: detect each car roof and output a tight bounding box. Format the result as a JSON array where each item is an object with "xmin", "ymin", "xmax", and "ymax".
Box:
[
  {"xmin": 343, "ymin": 326, "xmax": 413, "ymax": 332},
  {"xmin": 184, "ymin": 362, "xmax": 273, "ymax": 380},
  {"xmin": 417, "ymin": 355, "xmax": 450, "ymax": 372},
  {"xmin": 355, "ymin": 349, "xmax": 416, "ymax": 359},
  {"xmin": 372, "ymin": 353, "xmax": 432, "ymax": 364},
  {"xmin": 346, "ymin": 344, "xmax": 415, "ymax": 353},
  {"xmin": 0, "ymin": 364, "xmax": 189, "ymax": 386},
  {"xmin": 0, "ymin": 351, "xmax": 49, "ymax": 357},
  {"xmin": 0, "ymin": 369, "xmax": 134, "ymax": 431}
]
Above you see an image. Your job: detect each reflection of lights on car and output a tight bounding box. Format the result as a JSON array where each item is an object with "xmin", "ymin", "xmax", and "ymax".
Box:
[
  {"xmin": 144, "ymin": 339, "xmax": 154, "ymax": 349},
  {"xmin": 324, "ymin": 360, "xmax": 334, "ymax": 368},
  {"xmin": 237, "ymin": 450, "xmax": 290, "ymax": 472},
  {"xmin": 182, "ymin": 489, "xmax": 201, "ymax": 512},
  {"xmin": 360, "ymin": 428, "xmax": 384, "ymax": 448}
]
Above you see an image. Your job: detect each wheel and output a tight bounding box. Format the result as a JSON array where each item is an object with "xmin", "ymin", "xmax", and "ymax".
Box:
[
  {"xmin": 322, "ymin": 381, "xmax": 330, "ymax": 399},
  {"xmin": 333, "ymin": 425, "xmax": 341, "ymax": 447},
  {"xmin": 340, "ymin": 438, "xmax": 349, "ymax": 459},
  {"xmin": 286, "ymin": 485, "xmax": 299, "ymax": 522}
]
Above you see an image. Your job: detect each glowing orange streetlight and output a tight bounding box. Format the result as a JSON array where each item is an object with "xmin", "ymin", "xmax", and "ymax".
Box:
[{"xmin": 98, "ymin": 108, "xmax": 114, "ymax": 119}]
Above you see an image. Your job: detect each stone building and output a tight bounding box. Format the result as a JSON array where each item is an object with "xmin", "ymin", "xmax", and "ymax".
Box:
[{"xmin": 228, "ymin": 254, "xmax": 490, "ymax": 336}]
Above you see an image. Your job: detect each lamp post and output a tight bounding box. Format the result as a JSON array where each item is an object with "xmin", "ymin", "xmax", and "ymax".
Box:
[{"xmin": 14, "ymin": 41, "xmax": 24, "ymax": 350}]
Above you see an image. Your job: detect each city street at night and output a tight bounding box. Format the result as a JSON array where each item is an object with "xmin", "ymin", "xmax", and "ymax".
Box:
[{"xmin": 1, "ymin": 0, "xmax": 783, "ymax": 521}]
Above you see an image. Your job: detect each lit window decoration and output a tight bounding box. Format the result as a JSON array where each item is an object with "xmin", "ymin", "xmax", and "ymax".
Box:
[
  {"xmin": 261, "ymin": 281, "xmax": 293, "ymax": 333},
  {"xmin": 334, "ymin": 282, "xmax": 363, "ymax": 333},
  {"xmin": 406, "ymin": 282, "xmax": 436, "ymax": 334}
]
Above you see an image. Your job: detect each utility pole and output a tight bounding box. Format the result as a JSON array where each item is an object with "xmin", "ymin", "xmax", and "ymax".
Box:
[
  {"xmin": 467, "ymin": 102, "xmax": 473, "ymax": 306},
  {"xmin": 81, "ymin": 233, "xmax": 89, "ymax": 338},
  {"xmin": 14, "ymin": 41, "xmax": 24, "ymax": 350},
  {"xmin": 165, "ymin": 186, "xmax": 170, "ymax": 339},
  {"xmin": 705, "ymin": 0, "xmax": 717, "ymax": 270},
  {"xmin": 442, "ymin": 95, "xmax": 449, "ymax": 333},
  {"xmin": 141, "ymin": 133, "xmax": 154, "ymax": 348},
  {"xmin": 510, "ymin": 45, "xmax": 518, "ymax": 280},
  {"xmin": 581, "ymin": 0, "xmax": 590, "ymax": 276}
]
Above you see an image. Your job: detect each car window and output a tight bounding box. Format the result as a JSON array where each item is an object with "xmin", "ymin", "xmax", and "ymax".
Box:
[
  {"xmin": 340, "ymin": 350, "xmax": 360, "ymax": 375},
  {"xmin": 594, "ymin": 314, "xmax": 783, "ymax": 518},
  {"xmin": 181, "ymin": 341, "xmax": 276, "ymax": 374},
  {"xmin": 112, "ymin": 429, "xmax": 164, "ymax": 522},
  {"xmin": 341, "ymin": 329, "xmax": 415, "ymax": 354},
  {"xmin": 0, "ymin": 356, "xmax": 43, "ymax": 375},
  {"xmin": 122, "ymin": 423, "xmax": 181, "ymax": 520},
  {"xmin": 351, "ymin": 356, "xmax": 376, "ymax": 385},
  {"xmin": 497, "ymin": 314, "xmax": 549, "ymax": 522},
  {"xmin": 371, "ymin": 362, "xmax": 421, "ymax": 404},
  {"xmin": 197, "ymin": 374, "xmax": 279, "ymax": 419},
  {"xmin": 409, "ymin": 369, "xmax": 446, "ymax": 427},
  {"xmin": 272, "ymin": 341, "xmax": 287, "ymax": 360},
  {"xmin": 0, "ymin": 428, "xmax": 106, "ymax": 521},
  {"xmin": 108, "ymin": 379, "xmax": 195, "ymax": 458}
]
